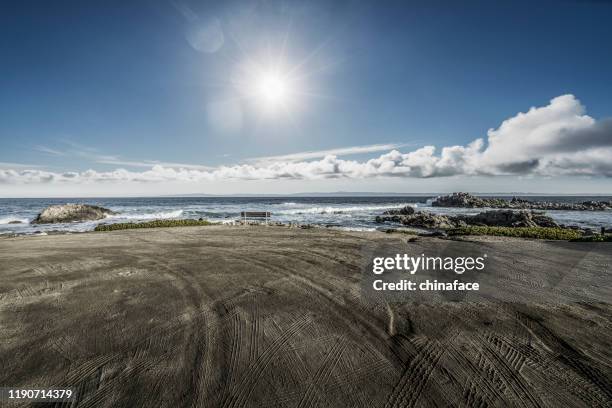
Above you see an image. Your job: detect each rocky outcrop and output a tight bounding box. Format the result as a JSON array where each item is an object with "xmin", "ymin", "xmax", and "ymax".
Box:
[
  {"xmin": 376, "ymin": 211, "xmax": 456, "ymax": 229},
  {"xmin": 32, "ymin": 204, "xmax": 116, "ymax": 224},
  {"xmin": 381, "ymin": 205, "xmax": 415, "ymax": 216},
  {"xmin": 376, "ymin": 209, "xmax": 559, "ymax": 229},
  {"xmin": 399, "ymin": 212, "xmax": 461, "ymax": 229},
  {"xmin": 432, "ymin": 192, "xmax": 502, "ymax": 208},
  {"xmin": 432, "ymin": 192, "xmax": 611, "ymax": 211},
  {"xmin": 376, "ymin": 211, "xmax": 462, "ymax": 229},
  {"xmin": 455, "ymin": 210, "xmax": 559, "ymax": 228}
]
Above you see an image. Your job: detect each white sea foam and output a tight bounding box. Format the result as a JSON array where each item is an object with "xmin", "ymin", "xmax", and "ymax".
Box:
[
  {"xmin": 276, "ymin": 204, "xmax": 413, "ymax": 215},
  {"xmin": 109, "ymin": 209, "xmax": 184, "ymax": 220},
  {"xmin": 333, "ymin": 226, "xmax": 377, "ymax": 232}
]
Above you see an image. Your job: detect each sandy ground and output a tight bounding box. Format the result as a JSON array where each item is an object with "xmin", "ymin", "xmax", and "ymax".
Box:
[{"xmin": 0, "ymin": 226, "xmax": 611, "ymax": 407}]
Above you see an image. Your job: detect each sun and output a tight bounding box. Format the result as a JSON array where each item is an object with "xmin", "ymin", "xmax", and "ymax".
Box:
[
  {"xmin": 230, "ymin": 51, "xmax": 317, "ymax": 119},
  {"xmin": 257, "ymin": 72, "xmax": 289, "ymax": 105},
  {"xmin": 231, "ymin": 60, "xmax": 299, "ymax": 115},
  {"xmin": 255, "ymin": 71, "xmax": 291, "ymax": 108}
]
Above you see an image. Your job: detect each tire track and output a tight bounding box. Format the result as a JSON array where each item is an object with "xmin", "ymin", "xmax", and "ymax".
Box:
[
  {"xmin": 65, "ymin": 309, "xmax": 208, "ymax": 408},
  {"xmin": 146, "ymin": 260, "xmax": 212, "ymax": 408},
  {"xmin": 62, "ymin": 256, "xmax": 217, "ymax": 407},
  {"xmin": 222, "ymin": 314, "xmax": 312, "ymax": 408},
  {"xmin": 384, "ymin": 338, "xmax": 446, "ymax": 408},
  {"xmin": 513, "ymin": 309, "xmax": 612, "ymax": 404},
  {"xmin": 440, "ymin": 338, "xmax": 507, "ymax": 407},
  {"xmin": 484, "ymin": 333, "xmax": 606, "ymax": 407},
  {"xmin": 249, "ymin": 305, "xmax": 260, "ymax": 363},
  {"xmin": 296, "ymin": 338, "xmax": 346, "ymax": 408},
  {"xmin": 226, "ymin": 309, "xmax": 245, "ymax": 390},
  {"xmin": 475, "ymin": 332, "xmax": 545, "ymax": 408},
  {"xmin": 243, "ymin": 253, "xmax": 401, "ymax": 367}
]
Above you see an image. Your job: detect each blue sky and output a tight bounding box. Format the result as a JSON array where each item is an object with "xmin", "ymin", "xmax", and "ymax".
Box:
[{"xmin": 1, "ymin": 0, "xmax": 612, "ymax": 196}]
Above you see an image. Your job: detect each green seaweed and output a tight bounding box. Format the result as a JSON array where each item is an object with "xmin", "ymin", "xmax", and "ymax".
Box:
[
  {"xmin": 94, "ymin": 219, "xmax": 213, "ymax": 231},
  {"xmin": 448, "ymin": 226, "xmax": 583, "ymax": 240},
  {"xmin": 570, "ymin": 234, "xmax": 612, "ymax": 242},
  {"xmin": 385, "ymin": 229, "xmax": 419, "ymax": 235}
]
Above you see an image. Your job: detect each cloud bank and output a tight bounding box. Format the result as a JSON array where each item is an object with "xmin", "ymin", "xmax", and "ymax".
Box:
[{"xmin": 2, "ymin": 94, "xmax": 611, "ymax": 185}]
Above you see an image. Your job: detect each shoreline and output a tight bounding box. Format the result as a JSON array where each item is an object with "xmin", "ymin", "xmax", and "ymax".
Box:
[
  {"xmin": 4, "ymin": 218, "xmax": 611, "ymax": 244},
  {"xmin": 2, "ymin": 195, "xmax": 611, "ymax": 237},
  {"xmin": 1, "ymin": 220, "xmax": 609, "ymax": 242}
]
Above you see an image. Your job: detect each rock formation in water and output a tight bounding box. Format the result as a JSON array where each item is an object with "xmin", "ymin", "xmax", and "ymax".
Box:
[
  {"xmin": 32, "ymin": 204, "xmax": 116, "ymax": 224},
  {"xmin": 432, "ymin": 192, "xmax": 611, "ymax": 211},
  {"xmin": 376, "ymin": 206, "xmax": 560, "ymax": 229}
]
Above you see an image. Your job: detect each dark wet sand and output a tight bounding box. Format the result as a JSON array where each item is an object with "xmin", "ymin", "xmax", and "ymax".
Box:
[{"xmin": 0, "ymin": 226, "xmax": 611, "ymax": 407}]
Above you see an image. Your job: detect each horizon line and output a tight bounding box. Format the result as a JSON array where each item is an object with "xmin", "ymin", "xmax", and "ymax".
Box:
[{"xmin": 1, "ymin": 191, "xmax": 612, "ymax": 199}]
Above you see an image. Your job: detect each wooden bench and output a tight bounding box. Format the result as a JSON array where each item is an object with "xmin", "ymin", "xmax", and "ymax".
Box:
[{"xmin": 240, "ymin": 211, "xmax": 271, "ymax": 224}]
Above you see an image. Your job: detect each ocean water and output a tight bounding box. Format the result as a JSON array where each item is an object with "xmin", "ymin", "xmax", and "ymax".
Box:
[{"xmin": 0, "ymin": 196, "xmax": 611, "ymax": 235}]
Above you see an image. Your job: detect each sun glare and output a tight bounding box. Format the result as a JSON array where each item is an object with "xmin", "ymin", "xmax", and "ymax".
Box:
[
  {"xmin": 230, "ymin": 46, "xmax": 320, "ymax": 119},
  {"xmin": 256, "ymin": 71, "xmax": 291, "ymax": 107},
  {"xmin": 231, "ymin": 59, "xmax": 301, "ymax": 116}
]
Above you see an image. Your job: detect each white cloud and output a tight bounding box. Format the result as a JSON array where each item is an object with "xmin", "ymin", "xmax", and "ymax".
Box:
[
  {"xmin": 95, "ymin": 158, "xmax": 214, "ymax": 170},
  {"xmin": 248, "ymin": 143, "xmax": 408, "ymax": 163},
  {"xmin": 0, "ymin": 162, "xmax": 44, "ymax": 170},
  {"xmin": 33, "ymin": 143, "xmax": 214, "ymax": 170},
  {"xmin": 477, "ymin": 94, "xmax": 610, "ymax": 174},
  {"xmin": 35, "ymin": 145, "xmax": 66, "ymax": 156},
  {"xmin": 3, "ymin": 94, "xmax": 611, "ymax": 186}
]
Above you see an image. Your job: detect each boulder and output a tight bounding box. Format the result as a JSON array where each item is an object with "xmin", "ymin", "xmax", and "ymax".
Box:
[
  {"xmin": 382, "ymin": 205, "xmax": 415, "ymax": 216},
  {"xmin": 580, "ymin": 201, "xmax": 611, "ymax": 211},
  {"xmin": 510, "ymin": 196, "xmax": 530, "ymax": 204},
  {"xmin": 432, "ymin": 192, "xmax": 494, "ymax": 208},
  {"xmin": 377, "ymin": 209, "xmax": 559, "ymax": 229},
  {"xmin": 376, "ymin": 212, "xmax": 459, "ymax": 229},
  {"xmin": 32, "ymin": 204, "xmax": 116, "ymax": 224},
  {"xmin": 404, "ymin": 212, "xmax": 460, "ymax": 229},
  {"xmin": 530, "ymin": 213, "xmax": 560, "ymax": 228},
  {"xmin": 433, "ymin": 192, "xmax": 611, "ymax": 211},
  {"xmin": 457, "ymin": 210, "xmax": 559, "ymax": 228}
]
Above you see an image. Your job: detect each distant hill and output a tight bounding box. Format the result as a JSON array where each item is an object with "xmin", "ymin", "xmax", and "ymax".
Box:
[
  {"xmin": 159, "ymin": 191, "xmax": 610, "ymax": 198},
  {"xmin": 161, "ymin": 192, "xmax": 438, "ymax": 197}
]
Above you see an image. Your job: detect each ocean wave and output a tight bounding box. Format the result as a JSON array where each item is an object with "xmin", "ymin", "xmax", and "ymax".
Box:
[
  {"xmin": 0, "ymin": 216, "xmax": 30, "ymax": 225},
  {"xmin": 276, "ymin": 204, "xmax": 414, "ymax": 215},
  {"xmin": 110, "ymin": 209, "xmax": 184, "ymax": 220},
  {"xmin": 332, "ymin": 226, "xmax": 377, "ymax": 232}
]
